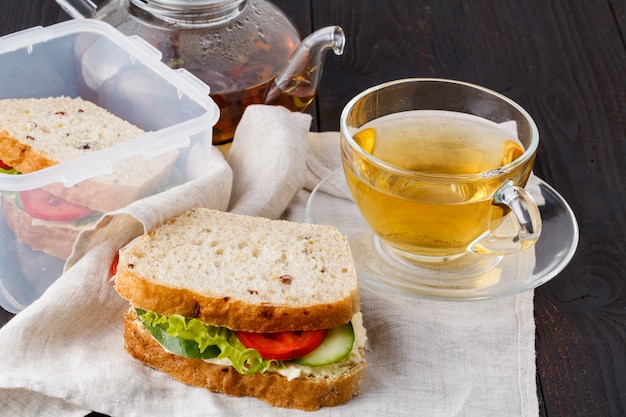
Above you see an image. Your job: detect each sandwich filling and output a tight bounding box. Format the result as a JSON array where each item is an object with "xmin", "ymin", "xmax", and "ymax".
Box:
[
  {"xmin": 0, "ymin": 160, "xmax": 19, "ymax": 175},
  {"xmin": 135, "ymin": 308, "xmax": 366, "ymax": 381},
  {"xmin": 1, "ymin": 190, "xmax": 101, "ymax": 227},
  {"xmin": 0, "ymin": 159, "xmax": 180, "ymax": 225},
  {"xmin": 1, "ymin": 161, "xmax": 100, "ymax": 224}
]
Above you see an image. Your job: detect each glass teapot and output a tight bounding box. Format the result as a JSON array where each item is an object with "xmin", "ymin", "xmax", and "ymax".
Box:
[{"xmin": 56, "ymin": 0, "xmax": 345, "ymax": 144}]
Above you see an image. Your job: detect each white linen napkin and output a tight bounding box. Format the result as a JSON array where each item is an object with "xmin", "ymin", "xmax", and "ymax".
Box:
[{"xmin": 0, "ymin": 105, "xmax": 539, "ymax": 417}]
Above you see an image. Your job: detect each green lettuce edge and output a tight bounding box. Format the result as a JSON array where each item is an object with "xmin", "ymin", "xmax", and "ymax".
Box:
[
  {"xmin": 0, "ymin": 167, "xmax": 20, "ymax": 175},
  {"xmin": 136, "ymin": 308, "xmax": 278, "ymax": 375}
]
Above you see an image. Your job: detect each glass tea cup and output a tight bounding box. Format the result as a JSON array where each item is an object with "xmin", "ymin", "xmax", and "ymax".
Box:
[{"xmin": 340, "ymin": 78, "xmax": 541, "ymax": 282}]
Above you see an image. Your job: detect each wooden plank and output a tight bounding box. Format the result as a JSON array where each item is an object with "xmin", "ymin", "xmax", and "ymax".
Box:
[
  {"xmin": 610, "ymin": 0, "xmax": 626, "ymax": 40},
  {"xmin": 304, "ymin": 1, "xmax": 626, "ymax": 416},
  {"xmin": 272, "ymin": 0, "xmax": 312, "ymax": 36},
  {"xmin": 0, "ymin": 307, "xmax": 12, "ymax": 328},
  {"xmin": 0, "ymin": 0, "xmax": 67, "ymax": 36},
  {"xmin": 530, "ymin": 2, "xmax": 626, "ymax": 416}
]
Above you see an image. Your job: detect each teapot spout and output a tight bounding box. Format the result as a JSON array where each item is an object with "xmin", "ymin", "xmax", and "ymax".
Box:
[{"xmin": 264, "ymin": 26, "xmax": 345, "ymax": 111}]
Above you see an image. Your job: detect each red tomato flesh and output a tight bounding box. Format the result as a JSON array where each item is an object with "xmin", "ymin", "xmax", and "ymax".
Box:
[
  {"xmin": 21, "ymin": 189, "xmax": 95, "ymax": 221},
  {"xmin": 0, "ymin": 159, "xmax": 13, "ymax": 170},
  {"xmin": 111, "ymin": 254, "xmax": 119, "ymax": 276},
  {"xmin": 236, "ymin": 329, "xmax": 328, "ymax": 361}
]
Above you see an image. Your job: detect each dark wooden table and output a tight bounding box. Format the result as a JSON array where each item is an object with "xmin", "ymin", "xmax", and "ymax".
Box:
[{"xmin": 1, "ymin": 1, "xmax": 625, "ymax": 416}]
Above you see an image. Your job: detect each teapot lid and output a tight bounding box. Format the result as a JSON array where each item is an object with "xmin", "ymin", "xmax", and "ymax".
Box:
[
  {"xmin": 132, "ymin": 0, "xmax": 246, "ymax": 23},
  {"xmin": 139, "ymin": 0, "xmax": 244, "ymax": 6}
]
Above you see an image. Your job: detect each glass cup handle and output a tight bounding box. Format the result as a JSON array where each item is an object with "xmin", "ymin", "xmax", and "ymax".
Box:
[{"xmin": 471, "ymin": 181, "xmax": 542, "ymax": 255}]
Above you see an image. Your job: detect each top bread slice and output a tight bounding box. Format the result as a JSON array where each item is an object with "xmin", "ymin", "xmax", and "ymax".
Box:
[
  {"xmin": 0, "ymin": 96, "xmax": 145, "ymax": 173},
  {"xmin": 0, "ymin": 96, "xmax": 177, "ymax": 211},
  {"xmin": 115, "ymin": 208, "xmax": 361, "ymax": 333}
]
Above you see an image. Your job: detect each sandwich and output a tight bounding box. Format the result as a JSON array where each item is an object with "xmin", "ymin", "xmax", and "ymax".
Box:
[
  {"xmin": 0, "ymin": 96, "xmax": 177, "ymax": 259},
  {"xmin": 113, "ymin": 208, "xmax": 367, "ymax": 411}
]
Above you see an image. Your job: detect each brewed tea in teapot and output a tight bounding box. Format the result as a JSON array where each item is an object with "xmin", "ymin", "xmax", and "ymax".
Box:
[{"xmin": 56, "ymin": 0, "xmax": 345, "ymax": 143}]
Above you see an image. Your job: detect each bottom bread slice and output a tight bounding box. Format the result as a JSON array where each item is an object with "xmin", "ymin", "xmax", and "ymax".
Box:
[{"xmin": 123, "ymin": 309, "xmax": 366, "ymax": 411}]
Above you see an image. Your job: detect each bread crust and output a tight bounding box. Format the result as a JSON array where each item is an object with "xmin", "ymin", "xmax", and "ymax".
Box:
[
  {"xmin": 124, "ymin": 308, "xmax": 366, "ymax": 411},
  {"xmin": 0, "ymin": 129, "xmax": 58, "ymax": 173},
  {"xmin": 116, "ymin": 267, "xmax": 360, "ymax": 333}
]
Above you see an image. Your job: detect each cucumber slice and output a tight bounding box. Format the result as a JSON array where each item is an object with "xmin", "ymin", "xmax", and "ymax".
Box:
[{"xmin": 294, "ymin": 322, "xmax": 355, "ymax": 366}]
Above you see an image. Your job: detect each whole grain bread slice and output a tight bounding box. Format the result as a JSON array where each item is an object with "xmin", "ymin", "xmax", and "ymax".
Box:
[
  {"xmin": 0, "ymin": 96, "xmax": 145, "ymax": 173},
  {"xmin": 115, "ymin": 208, "xmax": 360, "ymax": 333}
]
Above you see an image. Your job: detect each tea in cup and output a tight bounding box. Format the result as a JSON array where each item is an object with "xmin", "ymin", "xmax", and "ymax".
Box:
[{"xmin": 340, "ymin": 79, "xmax": 541, "ymax": 280}]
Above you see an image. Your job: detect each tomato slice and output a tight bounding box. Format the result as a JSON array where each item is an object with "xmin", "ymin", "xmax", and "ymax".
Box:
[
  {"xmin": 111, "ymin": 254, "xmax": 119, "ymax": 276},
  {"xmin": 0, "ymin": 159, "xmax": 13, "ymax": 170},
  {"xmin": 236, "ymin": 329, "xmax": 328, "ymax": 361},
  {"xmin": 20, "ymin": 189, "xmax": 95, "ymax": 221}
]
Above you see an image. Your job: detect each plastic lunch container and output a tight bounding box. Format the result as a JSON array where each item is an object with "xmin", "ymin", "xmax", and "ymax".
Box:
[{"xmin": 0, "ymin": 19, "xmax": 220, "ymax": 313}]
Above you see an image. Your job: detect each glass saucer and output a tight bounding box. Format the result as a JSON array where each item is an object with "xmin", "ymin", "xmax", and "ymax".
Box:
[{"xmin": 305, "ymin": 170, "xmax": 579, "ymax": 301}]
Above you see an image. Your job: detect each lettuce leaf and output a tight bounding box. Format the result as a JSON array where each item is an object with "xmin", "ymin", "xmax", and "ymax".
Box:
[
  {"xmin": 136, "ymin": 308, "xmax": 278, "ymax": 375},
  {"xmin": 0, "ymin": 167, "xmax": 20, "ymax": 175},
  {"xmin": 72, "ymin": 211, "xmax": 104, "ymax": 227}
]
